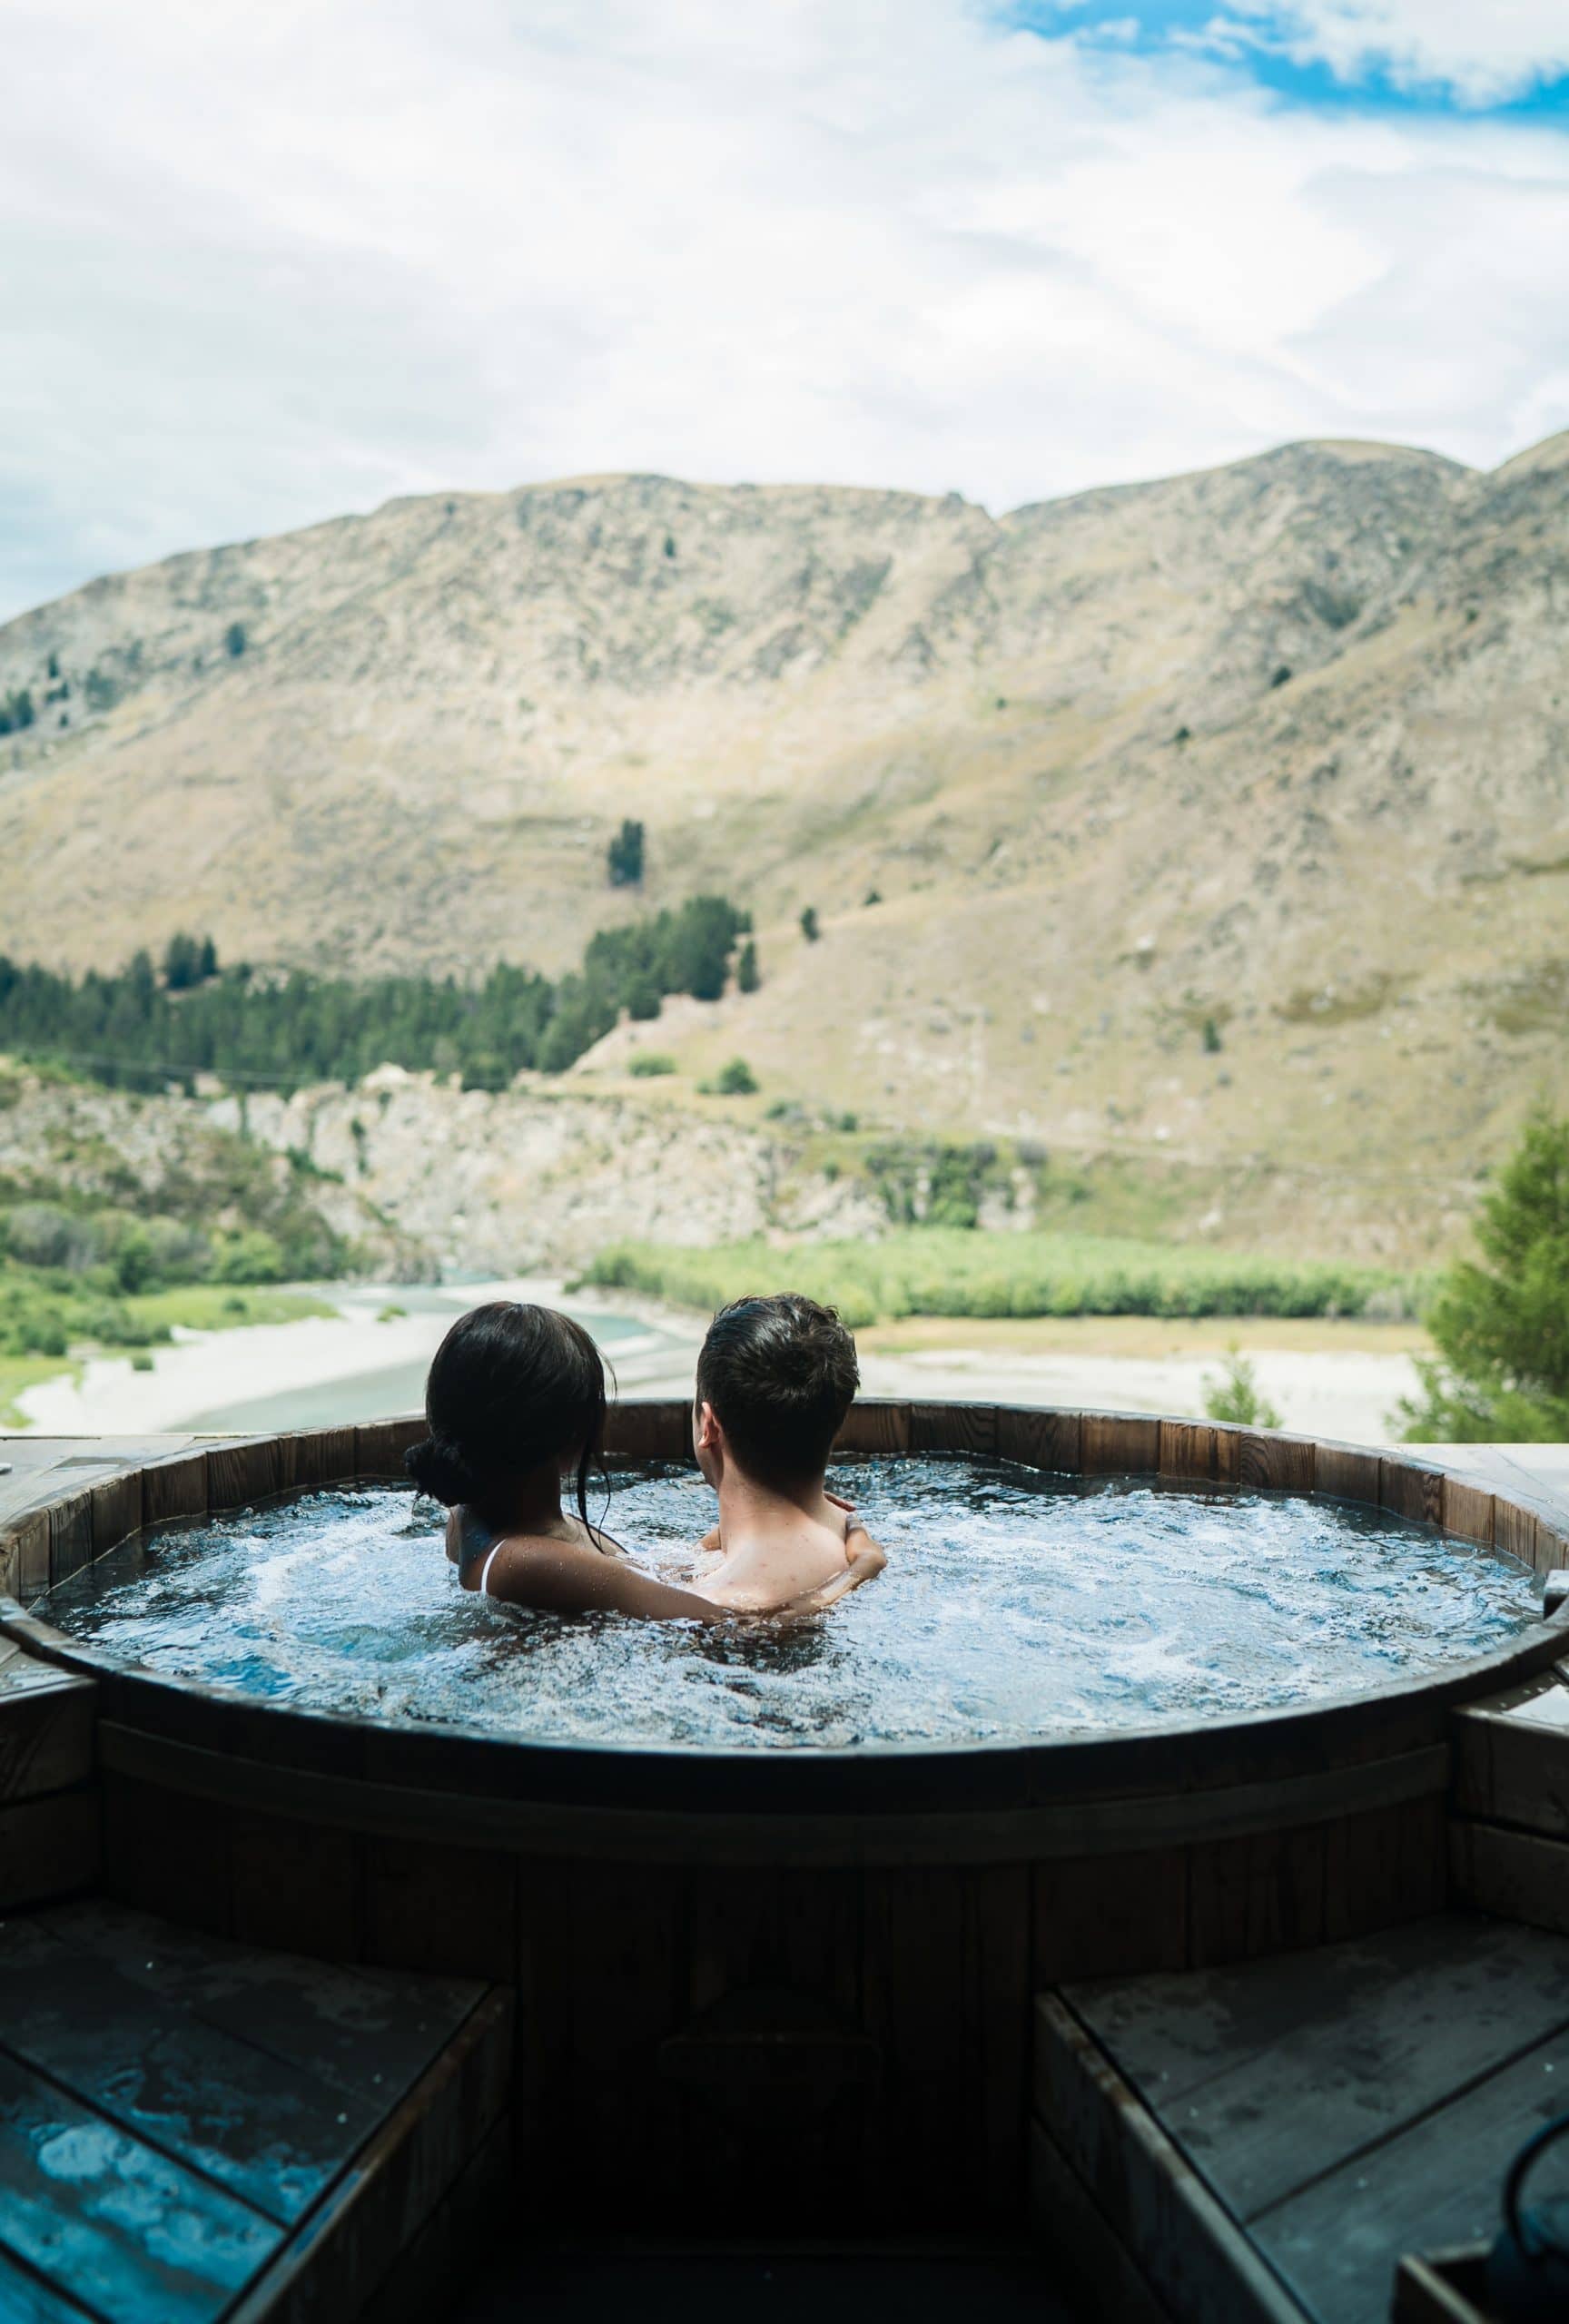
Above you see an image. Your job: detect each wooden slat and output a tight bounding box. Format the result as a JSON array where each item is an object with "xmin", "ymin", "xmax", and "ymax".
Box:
[
  {"xmin": 1033, "ymin": 1994, "xmax": 1308, "ymax": 2324},
  {"xmin": 1240, "ymin": 1434, "xmax": 1317, "ymax": 1495},
  {"xmin": 1028, "ymin": 2120, "xmax": 1176, "ymax": 2324},
  {"xmin": 0, "ymin": 1941, "xmax": 367, "ymax": 2226},
  {"xmin": 206, "ymin": 1435, "xmax": 296, "ymax": 1513},
  {"xmin": 1314, "ymin": 1443, "xmax": 1380, "ymax": 1505},
  {"xmin": 354, "ymin": 1418, "xmax": 425, "ymax": 1482},
  {"xmin": 1034, "ymin": 1847, "xmax": 1188, "ymax": 1985},
  {"xmin": 0, "ymin": 2047, "xmax": 280, "ymax": 2324},
  {"xmin": 911, "ymin": 1401, "xmax": 998, "ymax": 1456},
  {"xmin": 47, "ymin": 1492, "xmax": 94, "ymax": 1587},
  {"xmin": 834, "ymin": 1399, "xmax": 912, "ymax": 1456},
  {"xmin": 1439, "ymin": 1477, "xmax": 1494, "ymax": 1550},
  {"xmin": 0, "ymin": 1649, "xmax": 94, "ymax": 1802},
  {"xmin": 292, "ymin": 1427, "xmax": 358, "ymax": 1491},
  {"xmin": 1493, "ymin": 1495, "xmax": 1539, "ymax": 1569},
  {"xmin": 1381, "ymin": 1460, "xmax": 1445, "ymax": 1529},
  {"xmin": 1323, "ymin": 1794, "xmax": 1446, "ymax": 1942},
  {"xmin": 225, "ymin": 1989, "xmax": 511, "ymax": 2324},
  {"xmin": 1068, "ymin": 1915, "xmax": 1569, "ymax": 2223},
  {"xmin": 1081, "ymin": 1415, "xmax": 1159, "ymax": 1475},
  {"xmin": 89, "ymin": 1470, "xmax": 143, "ymax": 1559},
  {"xmin": 996, "ymin": 1406, "xmax": 1081, "ymax": 1472},
  {"xmin": 231, "ymin": 1809, "xmax": 365, "ymax": 1959},
  {"xmin": 1187, "ymin": 1822, "xmax": 1327, "ymax": 1968},
  {"xmin": 1159, "ymin": 1422, "xmax": 1223, "ymax": 1482},
  {"xmin": 0, "ymin": 1789, "xmax": 99, "ymax": 1911},
  {"xmin": 364, "ymin": 1835, "xmax": 518, "ymax": 1984},
  {"xmin": 143, "ymin": 1452, "xmax": 209, "ymax": 1526},
  {"xmin": 4, "ymin": 1509, "xmax": 51, "ymax": 1602},
  {"xmin": 1253, "ymin": 2024, "xmax": 1569, "ymax": 2324},
  {"xmin": 1453, "ymin": 1690, "xmax": 1569, "ymax": 1837},
  {"xmin": 1450, "ymin": 1819, "xmax": 1569, "ymax": 1937}
]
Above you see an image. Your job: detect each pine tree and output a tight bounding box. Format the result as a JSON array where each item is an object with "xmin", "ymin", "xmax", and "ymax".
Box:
[{"xmin": 736, "ymin": 939, "xmax": 759, "ymax": 993}]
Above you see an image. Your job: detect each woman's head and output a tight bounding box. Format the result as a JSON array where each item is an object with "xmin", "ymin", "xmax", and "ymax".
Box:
[{"xmin": 404, "ymin": 1301, "xmax": 607, "ymax": 1521}]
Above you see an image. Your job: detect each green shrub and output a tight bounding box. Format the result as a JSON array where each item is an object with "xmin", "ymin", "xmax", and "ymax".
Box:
[
  {"xmin": 1203, "ymin": 1349, "xmax": 1282, "ymax": 1430},
  {"xmin": 628, "ymin": 1053, "xmax": 676, "ymax": 1078},
  {"xmin": 1399, "ymin": 1108, "xmax": 1569, "ymax": 1442},
  {"xmin": 585, "ymin": 1229, "xmax": 1414, "ymax": 1324},
  {"xmin": 700, "ymin": 1058, "xmax": 758, "ymax": 1097}
]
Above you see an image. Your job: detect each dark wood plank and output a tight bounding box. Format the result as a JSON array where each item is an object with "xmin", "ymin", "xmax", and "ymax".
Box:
[
  {"xmin": 0, "ymin": 1649, "xmax": 94, "ymax": 1803},
  {"xmin": 292, "ymin": 1427, "xmax": 358, "ymax": 1491},
  {"xmin": 1081, "ymin": 1415, "xmax": 1159, "ymax": 1474},
  {"xmin": 89, "ymin": 1470, "xmax": 143, "ymax": 1559},
  {"xmin": 1159, "ymin": 1422, "xmax": 1225, "ymax": 1483},
  {"xmin": 601, "ymin": 1400, "xmax": 691, "ymax": 1464},
  {"xmin": 1033, "ymin": 1994, "xmax": 1308, "ymax": 2324},
  {"xmin": 5, "ymin": 1510, "xmax": 52, "ymax": 1601},
  {"xmin": 354, "ymin": 1419, "xmax": 424, "ymax": 1482},
  {"xmin": 1381, "ymin": 1460, "xmax": 1445, "ymax": 1530},
  {"xmin": 1240, "ymin": 1434, "xmax": 1317, "ymax": 1495},
  {"xmin": 142, "ymin": 1452, "xmax": 209, "ymax": 1526},
  {"xmin": 996, "ymin": 1407, "xmax": 1081, "ymax": 1473},
  {"xmin": 1028, "ymin": 2121, "xmax": 1176, "ymax": 2324},
  {"xmin": 1186, "ymin": 1822, "xmax": 1327, "ymax": 1968},
  {"xmin": 364, "ymin": 1835, "xmax": 518, "ymax": 1984},
  {"xmin": 912, "ymin": 1401, "xmax": 998, "ymax": 1456},
  {"xmin": 36, "ymin": 1898, "xmax": 483, "ymax": 2113},
  {"xmin": 1067, "ymin": 1913, "xmax": 1569, "ymax": 2225},
  {"xmin": 1314, "ymin": 1443, "xmax": 1380, "ymax": 1506},
  {"xmin": 1450, "ymin": 1819, "xmax": 1569, "ymax": 1936},
  {"xmin": 0, "ymin": 2248, "xmax": 99, "ymax": 2324},
  {"xmin": 100, "ymin": 1771, "xmax": 233, "ymax": 1935},
  {"xmin": 1322, "ymin": 1795, "xmax": 1446, "ymax": 1941},
  {"xmin": 46, "ymin": 1492, "xmax": 94, "ymax": 1588},
  {"xmin": 834, "ymin": 1400, "xmax": 912, "ymax": 1455},
  {"xmin": 1494, "ymin": 1495, "xmax": 1539, "ymax": 1570},
  {"xmin": 0, "ymin": 1942, "xmax": 366, "ymax": 2225},
  {"xmin": 1254, "ymin": 2027, "xmax": 1569, "ymax": 2324},
  {"xmin": 1034, "ymin": 1847, "xmax": 1188, "ymax": 1985},
  {"xmin": 0, "ymin": 1791, "xmax": 98, "ymax": 1913},
  {"xmin": 0, "ymin": 2048, "xmax": 280, "ymax": 2324},
  {"xmin": 231, "ymin": 1809, "xmax": 365, "ymax": 1959},
  {"xmin": 1454, "ymin": 1693, "xmax": 1569, "ymax": 1837},
  {"xmin": 1439, "ymin": 1476, "xmax": 1495, "ymax": 1550}
]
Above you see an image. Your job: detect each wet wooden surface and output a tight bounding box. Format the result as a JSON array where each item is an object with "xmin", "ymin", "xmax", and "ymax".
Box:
[
  {"xmin": 1042, "ymin": 1909, "xmax": 1569, "ymax": 2324},
  {"xmin": 0, "ymin": 1898, "xmax": 497, "ymax": 2324}
]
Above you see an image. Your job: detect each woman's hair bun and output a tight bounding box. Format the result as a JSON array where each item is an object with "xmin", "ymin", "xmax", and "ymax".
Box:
[{"xmin": 404, "ymin": 1433, "xmax": 483, "ymax": 1507}]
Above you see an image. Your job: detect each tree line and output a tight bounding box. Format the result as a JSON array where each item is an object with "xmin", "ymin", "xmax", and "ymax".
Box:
[{"xmin": 0, "ymin": 894, "xmax": 753, "ymax": 1094}]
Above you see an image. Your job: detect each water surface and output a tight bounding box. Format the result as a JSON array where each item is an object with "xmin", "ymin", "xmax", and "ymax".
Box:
[{"xmin": 44, "ymin": 1458, "xmax": 1541, "ymax": 1749}]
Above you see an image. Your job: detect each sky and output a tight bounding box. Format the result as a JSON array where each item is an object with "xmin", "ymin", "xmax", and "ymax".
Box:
[{"xmin": 3, "ymin": 0, "xmax": 1568, "ymax": 619}]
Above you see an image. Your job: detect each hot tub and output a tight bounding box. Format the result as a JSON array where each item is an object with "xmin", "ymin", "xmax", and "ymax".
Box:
[{"xmin": 4, "ymin": 1400, "xmax": 1565, "ymax": 2231}]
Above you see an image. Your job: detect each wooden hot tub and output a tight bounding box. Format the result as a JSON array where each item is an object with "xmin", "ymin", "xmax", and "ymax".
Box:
[{"xmin": 4, "ymin": 1399, "xmax": 1565, "ymax": 2232}]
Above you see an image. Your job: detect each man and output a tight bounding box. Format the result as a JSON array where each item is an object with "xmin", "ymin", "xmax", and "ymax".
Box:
[{"xmin": 689, "ymin": 1293, "xmax": 884, "ymax": 1611}]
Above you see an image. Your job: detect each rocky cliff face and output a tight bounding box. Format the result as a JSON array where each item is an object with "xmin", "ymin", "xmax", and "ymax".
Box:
[
  {"xmin": 2, "ymin": 435, "xmax": 1566, "ymax": 1202},
  {"xmin": 215, "ymin": 1068, "xmax": 883, "ymax": 1275}
]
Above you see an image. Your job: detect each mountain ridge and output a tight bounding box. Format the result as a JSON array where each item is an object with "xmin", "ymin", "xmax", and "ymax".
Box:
[{"xmin": 2, "ymin": 430, "xmax": 1565, "ymax": 1224}]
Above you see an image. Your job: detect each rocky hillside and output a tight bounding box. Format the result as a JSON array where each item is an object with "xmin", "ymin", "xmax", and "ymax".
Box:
[{"xmin": 2, "ymin": 435, "xmax": 1566, "ymax": 1209}]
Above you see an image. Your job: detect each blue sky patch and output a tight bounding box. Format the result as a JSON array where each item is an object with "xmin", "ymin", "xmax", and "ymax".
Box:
[{"xmin": 1000, "ymin": 4, "xmax": 1569, "ymax": 121}]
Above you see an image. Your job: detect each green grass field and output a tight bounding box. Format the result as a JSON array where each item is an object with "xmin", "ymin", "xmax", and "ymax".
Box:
[
  {"xmin": 0, "ymin": 1284, "xmax": 336, "ymax": 1425},
  {"xmin": 583, "ymin": 1229, "xmax": 1421, "ymax": 1328}
]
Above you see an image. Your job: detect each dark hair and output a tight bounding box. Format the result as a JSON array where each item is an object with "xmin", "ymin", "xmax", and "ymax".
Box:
[
  {"xmin": 695, "ymin": 1293, "xmax": 859, "ymax": 1486},
  {"xmin": 404, "ymin": 1302, "xmax": 607, "ymax": 1523}
]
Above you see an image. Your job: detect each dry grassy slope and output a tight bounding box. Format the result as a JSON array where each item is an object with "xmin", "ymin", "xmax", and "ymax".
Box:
[{"xmin": 2, "ymin": 437, "xmax": 1566, "ymax": 1238}]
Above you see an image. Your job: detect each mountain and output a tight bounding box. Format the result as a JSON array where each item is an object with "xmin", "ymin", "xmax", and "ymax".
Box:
[{"xmin": 2, "ymin": 435, "xmax": 1566, "ymax": 1246}]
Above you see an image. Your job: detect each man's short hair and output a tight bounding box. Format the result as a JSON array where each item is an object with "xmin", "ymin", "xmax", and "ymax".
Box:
[{"xmin": 696, "ymin": 1294, "xmax": 859, "ymax": 1486}]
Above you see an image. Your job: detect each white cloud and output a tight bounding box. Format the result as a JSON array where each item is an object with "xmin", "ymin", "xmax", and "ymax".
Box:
[
  {"xmin": 1, "ymin": 0, "xmax": 1567, "ymax": 617},
  {"xmin": 1220, "ymin": 3, "xmax": 1569, "ymax": 105}
]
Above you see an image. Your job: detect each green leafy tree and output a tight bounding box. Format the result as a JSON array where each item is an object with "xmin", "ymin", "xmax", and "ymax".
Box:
[
  {"xmin": 1399, "ymin": 1108, "xmax": 1569, "ymax": 1442},
  {"xmin": 706, "ymin": 1057, "xmax": 758, "ymax": 1096},
  {"xmin": 607, "ymin": 817, "xmax": 646, "ymax": 886},
  {"xmin": 224, "ymin": 622, "xmax": 247, "ymax": 658},
  {"xmin": 800, "ymin": 905, "xmax": 820, "ymax": 943},
  {"xmin": 736, "ymin": 939, "xmax": 759, "ymax": 993}
]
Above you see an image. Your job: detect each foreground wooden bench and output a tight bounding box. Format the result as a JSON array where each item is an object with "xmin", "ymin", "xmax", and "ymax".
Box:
[
  {"xmin": 1031, "ymin": 1909, "xmax": 1569, "ymax": 2323},
  {"xmin": 0, "ymin": 1898, "xmax": 510, "ymax": 2324}
]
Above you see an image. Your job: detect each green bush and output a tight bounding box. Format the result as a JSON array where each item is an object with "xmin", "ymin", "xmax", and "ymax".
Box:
[
  {"xmin": 1399, "ymin": 1108, "xmax": 1569, "ymax": 1442},
  {"xmin": 1203, "ymin": 1349, "xmax": 1282, "ymax": 1430},
  {"xmin": 627, "ymin": 1053, "xmax": 676, "ymax": 1078},
  {"xmin": 700, "ymin": 1058, "xmax": 758, "ymax": 1098},
  {"xmin": 585, "ymin": 1228, "xmax": 1414, "ymax": 1324}
]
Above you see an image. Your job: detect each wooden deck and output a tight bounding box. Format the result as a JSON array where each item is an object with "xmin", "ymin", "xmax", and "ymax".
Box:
[
  {"xmin": 0, "ymin": 1899, "xmax": 510, "ymax": 2324},
  {"xmin": 1034, "ymin": 1905, "xmax": 1569, "ymax": 2322}
]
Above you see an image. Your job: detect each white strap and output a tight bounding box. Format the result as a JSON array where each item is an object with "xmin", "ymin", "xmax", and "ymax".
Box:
[{"xmin": 479, "ymin": 1542, "xmax": 503, "ymax": 1599}]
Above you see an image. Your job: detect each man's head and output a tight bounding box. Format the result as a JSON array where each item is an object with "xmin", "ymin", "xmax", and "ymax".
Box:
[{"xmin": 694, "ymin": 1294, "xmax": 859, "ymax": 1492}]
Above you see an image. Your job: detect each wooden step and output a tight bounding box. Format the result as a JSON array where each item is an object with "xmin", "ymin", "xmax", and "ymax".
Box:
[
  {"xmin": 1031, "ymin": 1912, "xmax": 1569, "ymax": 2324},
  {"xmin": 0, "ymin": 1898, "xmax": 510, "ymax": 2324}
]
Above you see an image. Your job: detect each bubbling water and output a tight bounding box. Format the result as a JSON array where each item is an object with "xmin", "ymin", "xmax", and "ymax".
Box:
[{"xmin": 44, "ymin": 1458, "xmax": 1540, "ymax": 1749}]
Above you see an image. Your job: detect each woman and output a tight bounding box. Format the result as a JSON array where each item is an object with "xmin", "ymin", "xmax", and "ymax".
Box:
[{"xmin": 407, "ymin": 1301, "xmax": 883, "ymax": 1620}]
